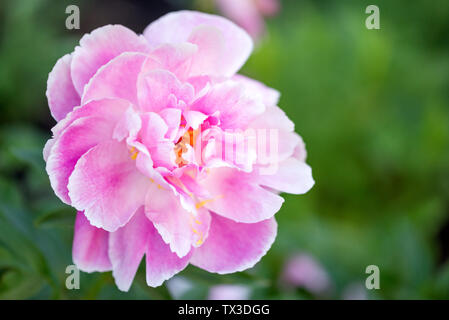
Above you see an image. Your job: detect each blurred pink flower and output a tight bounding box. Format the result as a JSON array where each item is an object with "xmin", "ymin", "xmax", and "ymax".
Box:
[
  {"xmin": 342, "ymin": 283, "xmax": 367, "ymax": 300},
  {"xmin": 44, "ymin": 10, "xmax": 313, "ymax": 291},
  {"xmin": 215, "ymin": 0, "xmax": 280, "ymax": 39},
  {"xmin": 282, "ymin": 253, "xmax": 331, "ymax": 295},
  {"xmin": 166, "ymin": 276, "xmax": 194, "ymax": 299},
  {"xmin": 208, "ymin": 284, "xmax": 251, "ymax": 300}
]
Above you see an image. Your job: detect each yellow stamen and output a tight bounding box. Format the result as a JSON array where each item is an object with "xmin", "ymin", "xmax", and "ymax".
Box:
[
  {"xmin": 148, "ymin": 178, "xmax": 165, "ymax": 190},
  {"xmin": 195, "ymin": 199, "xmax": 215, "ymax": 210},
  {"xmin": 194, "ymin": 195, "xmax": 224, "ymax": 210},
  {"xmin": 129, "ymin": 147, "xmax": 138, "ymax": 160},
  {"xmin": 192, "ymin": 228, "xmax": 204, "ymax": 246},
  {"xmin": 174, "ymin": 127, "xmax": 198, "ymax": 167}
]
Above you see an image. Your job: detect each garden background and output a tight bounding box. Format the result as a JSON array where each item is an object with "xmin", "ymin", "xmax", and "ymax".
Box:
[{"xmin": 0, "ymin": 0, "xmax": 448, "ymax": 299}]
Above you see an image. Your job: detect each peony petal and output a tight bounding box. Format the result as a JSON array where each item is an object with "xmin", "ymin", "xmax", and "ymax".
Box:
[
  {"xmin": 149, "ymin": 43, "xmax": 197, "ymax": 80},
  {"xmin": 292, "ymin": 136, "xmax": 308, "ymax": 162},
  {"xmin": 145, "ymin": 185, "xmax": 211, "ymax": 258},
  {"xmin": 190, "ymin": 214, "xmax": 277, "ymax": 273},
  {"xmin": 144, "ymin": 186, "xmax": 192, "ymax": 258},
  {"xmin": 199, "ymin": 167, "xmax": 284, "ymax": 223},
  {"xmin": 249, "ymin": 105, "xmax": 294, "ymax": 132},
  {"xmin": 201, "ymin": 127, "xmax": 257, "ymax": 172},
  {"xmin": 143, "ymin": 11, "xmax": 253, "ymax": 76},
  {"xmin": 109, "ymin": 207, "xmax": 192, "ymax": 290},
  {"xmin": 253, "ymin": 129, "xmax": 300, "ymax": 165},
  {"xmin": 109, "ymin": 207, "xmax": 150, "ymax": 292},
  {"xmin": 138, "ymin": 69, "xmax": 194, "ymax": 112},
  {"xmin": 158, "ymin": 108, "xmax": 182, "ymax": 141},
  {"xmin": 68, "ymin": 141, "xmax": 150, "ymax": 232},
  {"xmin": 82, "ymin": 52, "xmax": 148, "ymax": 106},
  {"xmin": 71, "ymin": 25, "xmax": 150, "ymax": 95},
  {"xmin": 112, "ymin": 106, "xmax": 142, "ymax": 142},
  {"xmin": 43, "ymin": 138, "xmax": 55, "ymax": 162},
  {"xmin": 46, "ymin": 116, "xmax": 119, "ymax": 204},
  {"xmin": 73, "ymin": 211, "xmax": 111, "ymax": 272},
  {"xmin": 131, "ymin": 148, "xmax": 175, "ymax": 192},
  {"xmin": 191, "ymin": 80, "xmax": 265, "ymax": 129},
  {"xmin": 187, "ymin": 75, "xmax": 212, "ymax": 98},
  {"xmin": 46, "ymin": 54, "xmax": 80, "ymax": 121},
  {"xmin": 234, "ymin": 74, "xmax": 280, "ymax": 107},
  {"xmin": 246, "ymin": 105, "xmax": 302, "ymax": 163},
  {"xmin": 184, "ymin": 110, "xmax": 208, "ymax": 130},
  {"xmin": 51, "ymin": 98, "xmax": 131, "ymax": 138},
  {"xmin": 187, "ymin": 26, "xmax": 226, "ymax": 77},
  {"xmin": 140, "ymin": 112, "xmax": 168, "ymax": 144},
  {"xmin": 253, "ymin": 157, "xmax": 315, "ymax": 194},
  {"xmin": 139, "ymin": 112, "xmax": 175, "ymax": 169},
  {"xmin": 145, "ymin": 222, "xmax": 192, "ymax": 287}
]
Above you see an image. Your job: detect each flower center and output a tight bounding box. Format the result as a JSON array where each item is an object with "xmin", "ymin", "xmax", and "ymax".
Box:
[{"xmin": 174, "ymin": 127, "xmax": 198, "ymax": 167}]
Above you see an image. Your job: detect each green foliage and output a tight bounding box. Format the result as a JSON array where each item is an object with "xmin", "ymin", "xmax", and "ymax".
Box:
[{"xmin": 0, "ymin": 0, "xmax": 448, "ymax": 299}]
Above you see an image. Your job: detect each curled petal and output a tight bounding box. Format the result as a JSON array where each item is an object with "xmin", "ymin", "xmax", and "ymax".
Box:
[
  {"xmin": 46, "ymin": 54, "xmax": 80, "ymax": 121},
  {"xmin": 234, "ymin": 74, "xmax": 280, "ymax": 107},
  {"xmin": 82, "ymin": 52, "xmax": 148, "ymax": 106},
  {"xmin": 43, "ymin": 138, "xmax": 55, "ymax": 162},
  {"xmin": 199, "ymin": 167, "xmax": 284, "ymax": 223},
  {"xmin": 249, "ymin": 105, "xmax": 293, "ymax": 131},
  {"xmin": 145, "ymin": 185, "xmax": 211, "ymax": 258},
  {"xmin": 253, "ymin": 157, "xmax": 315, "ymax": 195},
  {"xmin": 191, "ymin": 214, "xmax": 277, "ymax": 273},
  {"xmin": 109, "ymin": 208, "xmax": 192, "ymax": 291},
  {"xmin": 138, "ymin": 69, "xmax": 194, "ymax": 112},
  {"xmin": 140, "ymin": 112, "xmax": 169, "ymax": 144},
  {"xmin": 109, "ymin": 207, "xmax": 149, "ymax": 292},
  {"xmin": 158, "ymin": 108, "xmax": 182, "ymax": 141},
  {"xmin": 150, "ymin": 43, "xmax": 197, "ymax": 80},
  {"xmin": 46, "ymin": 116, "xmax": 119, "ymax": 204},
  {"xmin": 73, "ymin": 211, "xmax": 111, "ymax": 272},
  {"xmin": 112, "ymin": 106, "xmax": 142, "ymax": 142},
  {"xmin": 51, "ymin": 98, "xmax": 131, "ymax": 138},
  {"xmin": 143, "ymin": 11, "xmax": 253, "ymax": 76},
  {"xmin": 201, "ymin": 127, "xmax": 257, "ymax": 172},
  {"xmin": 188, "ymin": 26, "xmax": 225, "ymax": 77},
  {"xmin": 139, "ymin": 112, "xmax": 175, "ymax": 169},
  {"xmin": 183, "ymin": 110, "xmax": 208, "ymax": 130},
  {"xmin": 146, "ymin": 222, "xmax": 192, "ymax": 287},
  {"xmin": 68, "ymin": 141, "xmax": 150, "ymax": 232},
  {"xmin": 71, "ymin": 25, "xmax": 150, "ymax": 95},
  {"xmin": 191, "ymin": 80, "xmax": 265, "ymax": 129},
  {"xmin": 292, "ymin": 136, "xmax": 308, "ymax": 162}
]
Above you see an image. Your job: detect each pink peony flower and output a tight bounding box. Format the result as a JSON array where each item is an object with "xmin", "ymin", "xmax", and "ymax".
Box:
[
  {"xmin": 44, "ymin": 10, "xmax": 313, "ymax": 291},
  {"xmin": 342, "ymin": 283, "xmax": 367, "ymax": 300},
  {"xmin": 208, "ymin": 284, "xmax": 251, "ymax": 300},
  {"xmin": 215, "ymin": 0, "xmax": 280, "ymax": 39},
  {"xmin": 282, "ymin": 253, "xmax": 331, "ymax": 296}
]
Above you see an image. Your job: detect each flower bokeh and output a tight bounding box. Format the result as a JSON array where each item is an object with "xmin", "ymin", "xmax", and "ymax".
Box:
[
  {"xmin": 44, "ymin": 10, "xmax": 314, "ymax": 291},
  {"xmin": 215, "ymin": 0, "xmax": 280, "ymax": 39},
  {"xmin": 1, "ymin": 0, "xmax": 448, "ymax": 300}
]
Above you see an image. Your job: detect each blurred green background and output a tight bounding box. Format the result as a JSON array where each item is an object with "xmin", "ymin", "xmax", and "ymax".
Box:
[{"xmin": 0, "ymin": 0, "xmax": 448, "ymax": 299}]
